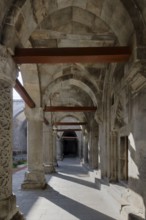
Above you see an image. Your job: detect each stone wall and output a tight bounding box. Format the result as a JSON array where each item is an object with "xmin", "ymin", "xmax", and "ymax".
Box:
[
  {"xmin": 97, "ymin": 61, "xmax": 146, "ymax": 218},
  {"xmin": 13, "ymin": 100, "xmax": 27, "ymax": 153}
]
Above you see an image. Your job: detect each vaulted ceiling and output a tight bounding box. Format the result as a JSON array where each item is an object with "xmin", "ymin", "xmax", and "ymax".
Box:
[{"xmin": 1, "ymin": 0, "xmax": 146, "ymax": 125}]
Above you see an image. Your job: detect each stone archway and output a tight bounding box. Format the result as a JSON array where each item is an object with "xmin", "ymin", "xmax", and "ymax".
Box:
[{"xmin": 62, "ymin": 130, "xmax": 78, "ymax": 158}]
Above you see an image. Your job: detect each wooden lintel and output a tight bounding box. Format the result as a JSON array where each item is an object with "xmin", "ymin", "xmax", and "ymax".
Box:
[
  {"xmin": 44, "ymin": 106, "xmax": 97, "ymax": 112},
  {"xmin": 13, "ymin": 47, "xmax": 131, "ymax": 64},
  {"xmin": 62, "ymin": 136, "xmax": 78, "ymax": 139},
  {"xmin": 54, "ymin": 129, "xmax": 82, "ymax": 132},
  {"xmin": 14, "ymin": 79, "xmax": 36, "ymax": 108},
  {"xmin": 53, "ymin": 122, "xmax": 87, "ymax": 126}
]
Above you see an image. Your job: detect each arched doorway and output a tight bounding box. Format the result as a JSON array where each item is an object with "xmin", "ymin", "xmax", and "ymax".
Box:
[{"xmin": 62, "ymin": 131, "xmax": 78, "ymax": 158}]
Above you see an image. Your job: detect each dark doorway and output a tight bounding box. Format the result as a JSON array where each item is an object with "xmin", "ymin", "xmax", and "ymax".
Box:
[{"xmin": 62, "ymin": 131, "xmax": 78, "ymax": 158}]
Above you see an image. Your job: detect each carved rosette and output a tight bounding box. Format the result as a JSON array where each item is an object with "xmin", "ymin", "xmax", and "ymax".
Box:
[{"xmin": 0, "ymin": 80, "xmax": 12, "ymax": 199}]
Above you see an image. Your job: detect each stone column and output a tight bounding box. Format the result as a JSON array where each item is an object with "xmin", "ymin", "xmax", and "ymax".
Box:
[
  {"xmin": 91, "ymin": 131, "xmax": 98, "ymax": 169},
  {"xmin": 83, "ymin": 132, "xmax": 88, "ymax": 164},
  {"xmin": 78, "ymin": 134, "xmax": 82, "ymax": 159},
  {"xmin": 0, "ymin": 45, "xmax": 24, "ymax": 219},
  {"xmin": 88, "ymin": 121, "xmax": 99, "ymax": 169},
  {"xmin": 128, "ymin": 88, "xmax": 146, "ymax": 217},
  {"xmin": 109, "ymin": 131, "xmax": 118, "ymax": 182},
  {"xmin": 22, "ymin": 108, "xmax": 46, "ymax": 189},
  {"xmin": 43, "ymin": 125, "xmax": 55, "ymax": 173},
  {"xmin": 56, "ymin": 137, "xmax": 63, "ymax": 160},
  {"xmin": 53, "ymin": 131, "xmax": 57, "ymax": 166}
]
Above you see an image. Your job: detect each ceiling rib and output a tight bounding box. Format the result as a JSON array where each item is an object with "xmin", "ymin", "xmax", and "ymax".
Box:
[{"xmin": 13, "ymin": 47, "xmax": 131, "ymax": 64}]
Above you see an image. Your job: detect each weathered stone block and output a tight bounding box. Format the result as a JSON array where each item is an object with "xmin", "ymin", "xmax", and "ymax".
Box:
[{"xmin": 72, "ymin": 7, "xmax": 95, "ymax": 27}]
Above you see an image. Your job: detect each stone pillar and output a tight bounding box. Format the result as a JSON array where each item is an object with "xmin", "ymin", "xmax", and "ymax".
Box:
[
  {"xmin": 56, "ymin": 137, "xmax": 63, "ymax": 160},
  {"xmin": 128, "ymin": 89, "xmax": 146, "ymax": 217},
  {"xmin": 43, "ymin": 125, "xmax": 55, "ymax": 173},
  {"xmin": 0, "ymin": 45, "xmax": 24, "ymax": 219},
  {"xmin": 109, "ymin": 131, "xmax": 118, "ymax": 182},
  {"xmin": 88, "ymin": 121, "xmax": 99, "ymax": 169},
  {"xmin": 83, "ymin": 132, "xmax": 88, "ymax": 164},
  {"xmin": 53, "ymin": 131, "xmax": 57, "ymax": 166},
  {"xmin": 22, "ymin": 108, "xmax": 46, "ymax": 189},
  {"xmin": 78, "ymin": 134, "xmax": 82, "ymax": 159}
]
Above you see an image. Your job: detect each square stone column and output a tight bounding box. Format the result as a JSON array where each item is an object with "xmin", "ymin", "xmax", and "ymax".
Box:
[
  {"xmin": 22, "ymin": 108, "xmax": 47, "ymax": 189},
  {"xmin": 53, "ymin": 131, "xmax": 58, "ymax": 166},
  {"xmin": 109, "ymin": 131, "xmax": 118, "ymax": 182},
  {"xmin": 88, "ymin": 120, "xmax": 99, "ymax": 169},
  {"xmin": 0, "ymin": 45, "xmax": 24, "ymax": 219},
  {"xmin": 83, "ymin": 132, "xmax": 89, "ymax": 164},
  {"xmin": 56, "ymin": 138, "xmax": 63, "ymax": 161},
  {"xmin": 43, "ymin": 125, "xmax": 56, "ymax": 173}
]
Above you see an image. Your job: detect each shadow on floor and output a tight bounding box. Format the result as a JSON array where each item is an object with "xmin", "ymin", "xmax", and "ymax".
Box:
[
  {"xmin": 54, "ymin": 172, "xmax": 98, "ymax": 190},
  {"xmin": 20, "ymin": 186, "xmax": 117, "ymax": 220},
  {"xmin": 13, "ymin": 158, "xmax": 118, "ymax": 219},
  {"xmin": 57, "ymin": 164, "xmax": 88, "ymax": 175}
]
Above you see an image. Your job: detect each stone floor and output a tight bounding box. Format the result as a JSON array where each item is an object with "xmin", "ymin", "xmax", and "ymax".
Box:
[{"xmin": 13, "ymin": 158, "xmax": 120, "ymax": 220}]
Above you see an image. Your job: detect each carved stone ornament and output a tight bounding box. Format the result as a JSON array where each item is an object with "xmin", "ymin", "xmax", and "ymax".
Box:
[
  {"xmin": 0, "ymin": 44, "xmax": 17, "ymax": 84},
  {"xmin": 125, "ymin": 61, "xmax": 146, "ymax": 94},
  {"xmin": 0, "ymin": 80, "xmax": 12, "ymax": 199},
  {"xmin": 114, "ymin": 101, "xmax": 126, "ymax": 129}
]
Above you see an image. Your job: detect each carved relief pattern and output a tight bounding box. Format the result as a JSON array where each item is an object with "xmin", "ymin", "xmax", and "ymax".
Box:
[
  {"xmin": 0, "ymin": 45, "xmax": 8, "ymax": 73},
  {"xmin": 0, "ymin": 45, "xmax": 17, "ymax": 83},
  {"xmin": 0, "ymin": 80, "xmax": 12, "ymax": 199}
]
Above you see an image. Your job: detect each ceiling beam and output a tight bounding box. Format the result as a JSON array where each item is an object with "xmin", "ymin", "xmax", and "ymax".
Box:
[
  {"xmin": 13, "ymin": 47, "xmax": 131, "ymax": 64},
  {"xmin": 61, "ymin": 136, "xmax": 78, "ymax": 139},
  {"xmin": 14, "ymin": 79, "xmax": 36, "ymax": 108},
  {"xmin": 54, "ymin": 129, "xmax": 82, "ymax": 132},
  {"xmin": 44, "ymin": 106, "xmax": 97, "ymax": 112},
  {"xmin": 53, "ymin": 122, "xmax": 87, "ymax": 126}
]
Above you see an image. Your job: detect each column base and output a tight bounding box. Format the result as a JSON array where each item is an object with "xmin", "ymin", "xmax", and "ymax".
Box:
[
  {"xmin": 21, "ymin": 171, "xmax": 47, "ymax": 190},
  {"xmin": 53, "ymin": 160, "xmax": 58, "ymax": 167},
  {"xmin": 44, "ymin": 165, "xmax": 56, "ymax": 174},
  {"xmin": 0, "ymin": 194, "xmax": 24, "ymax": 220}
]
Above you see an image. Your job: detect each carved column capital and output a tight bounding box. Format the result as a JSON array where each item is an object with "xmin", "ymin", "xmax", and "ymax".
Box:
[
  {"xmin": 0, "ymin": 44, "xmax": 18, "ymax": 84},
  {"xmin": 125, "ymin": 60, "xmax": 146, "ymax": 95}
]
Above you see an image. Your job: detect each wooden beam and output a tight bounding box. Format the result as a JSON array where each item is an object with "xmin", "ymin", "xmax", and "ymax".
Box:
[
  {"xmin": 55, "ymin": 129, "xmax": 82, "ymax": 132},
  {"xmin": 62, "ymin": 136, "xmax": 78, "ymax": 139},
  {"xmin": 53, "ymin": 122, "xmax": 87, "ymax": 126},
  {"xmin": 44, "ymin": 106, "xmax": 97, "ymax": 112},
  {"xmin": 13, "ymin": 47, "xmax": 131, "ymax": 64},
  {"xmin": 14, "ymin": 79, "xmax": 36, "ymax": 108}
]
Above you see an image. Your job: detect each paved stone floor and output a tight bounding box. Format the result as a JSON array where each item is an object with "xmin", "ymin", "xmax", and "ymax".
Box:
[{"xmin": 13, "ymin": 158, "xmax": 120, "ymax": 220}]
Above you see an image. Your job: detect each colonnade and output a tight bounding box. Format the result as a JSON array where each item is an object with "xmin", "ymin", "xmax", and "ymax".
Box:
[{"xmin": 1, "ymin": 42, "xmax": 146, "ymax": 220}]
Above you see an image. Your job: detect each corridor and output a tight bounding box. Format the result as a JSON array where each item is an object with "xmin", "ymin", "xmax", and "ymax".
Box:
[{"xmin": 13, "ymin": 158, "xmax": 120, "ymax": 220}]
